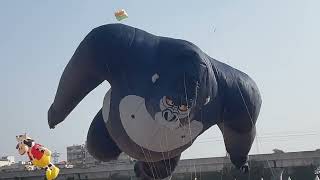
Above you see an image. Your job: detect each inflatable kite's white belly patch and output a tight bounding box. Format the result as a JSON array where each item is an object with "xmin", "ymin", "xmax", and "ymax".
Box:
[
  {"xmin": 102, "ymin": 90, "xmax": 203, "ymax": 152},
  {"xmin": 120, "ymin": 95, "xmax": 203, "ymax": 152}
]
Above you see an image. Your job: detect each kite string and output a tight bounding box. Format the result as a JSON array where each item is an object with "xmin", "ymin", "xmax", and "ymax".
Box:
[
  {"xmin": 157, "ymin": 100, "xmax": 175, "ymax": 178},
  {"xmin": 158, "ymin": 129, "xmax": 170, "ymax": 178},
  {"xmin": 147, "ymin": 150, "xmax": 162, "ymax": 178},
  {"xmin": 126, "ymin": 99, "xmax": 159, "ymax": 178},
  {"xmin": 183, "ymin": 74, "xmax": 197, "ymax": 180},
  {"xmin": 139, "ymin": 146, "xmax": 157, "ymax": 178},
  {"xmin": 163, "ymin": 129, "xmax": 173, "ymax": 179},
  {"xmin": 134, "ymin": 94, "xmax": 177, "ymax": 179},
  {"xmin": 220, "ymin": 122, "xmax": 226, "ymax": 180},
  {"xmin": 231, "ymin": 71, "xmax": 276, "ymax": 179},
  {"xmin": 139, "ymin": 109, "xmax": 163, "ymax": 179},
  {"xmin": 123, "ymin": 73, "xmax": 161, "ymax": 179},
  {"xmin": 211, "ymin": 62, "xmax": 276, "ymax": 179},
  {"xmin": 209, "ymin": 64, "xmax": 228, "ymax": 180},
  {"xmin": 141, "ymin": 116, "xmax": 167, "ymax": 179},
  {"xmin": 255, "ymin": 131, "xmax": 276, "ymax": 178}
]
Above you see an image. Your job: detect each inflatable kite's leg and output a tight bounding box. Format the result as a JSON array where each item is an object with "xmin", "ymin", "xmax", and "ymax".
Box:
[
  {"xmin": 218, "ymin": 122, "xmax": 256, "ymax": 172},
  {"xmin": 49, "ymin": 164, "xmax": 59, "ymax": 180},
  {"xmin": 45, "ymin": 167, "xmax": 52, "ymax": 180},
  {"xmin": 86, "ymin": 109, "xmax": 122, "ymax": 161},
  {"xmin": 48, "ymin": 34, "xmax": 105, "ymax": 129},
  {"xmin": 134, "ymin": 155, "xmax": 180, "ymax": 179}
]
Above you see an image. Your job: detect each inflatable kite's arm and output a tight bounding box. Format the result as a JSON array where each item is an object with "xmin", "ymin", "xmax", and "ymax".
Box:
[
  {"xmin": 48, "ymin": 24, "xmax": 135, "ymax": 129},
  {"xmin": 48, "ymin": 32, "xmax": 104, "ymax": 129}
]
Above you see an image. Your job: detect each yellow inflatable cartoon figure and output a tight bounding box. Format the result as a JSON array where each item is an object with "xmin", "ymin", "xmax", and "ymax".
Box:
[{"xmin": 16, "ymin": 133, "xmax": 59, "ymax": 180}]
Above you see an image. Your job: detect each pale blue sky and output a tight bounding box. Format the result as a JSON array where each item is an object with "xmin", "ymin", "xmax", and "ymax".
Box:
[{"xmin": 1, "ymin": 0, "xmax": 319, "ymax": 162}]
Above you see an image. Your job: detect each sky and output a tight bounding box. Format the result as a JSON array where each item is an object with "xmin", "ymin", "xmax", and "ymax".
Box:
[{"xmin": 0, "ymin": 0, "xmax": 319, "ymax": 162}]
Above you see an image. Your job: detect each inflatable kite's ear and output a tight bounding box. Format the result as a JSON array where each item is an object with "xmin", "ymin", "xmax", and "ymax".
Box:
[
  {"xmin": 16, "ymin": 135, "xmax": 21, "ymax": 142},
  {"xmin": 16, "ymin": 133, "xmax": 32, "ymax": 142}
]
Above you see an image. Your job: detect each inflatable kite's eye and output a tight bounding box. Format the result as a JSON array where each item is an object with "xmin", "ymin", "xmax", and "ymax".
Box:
[
  {"xmin": 165, "ymin": 96, "xmax": 174, "ymax": 106},
  {"xmin": 179, "ymin": 104, "xmax": 188, "ymax": 112}
]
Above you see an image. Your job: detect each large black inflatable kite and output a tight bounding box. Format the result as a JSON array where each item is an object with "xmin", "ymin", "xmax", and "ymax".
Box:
[{"xmin": 48, "ymin": 24, "xmax": 261, "ymax": 179}]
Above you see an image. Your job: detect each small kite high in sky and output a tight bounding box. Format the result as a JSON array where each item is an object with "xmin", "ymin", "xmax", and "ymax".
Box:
[{"xmin": 114, "ymin": 9, "xmax": 128, "ymax": 21}]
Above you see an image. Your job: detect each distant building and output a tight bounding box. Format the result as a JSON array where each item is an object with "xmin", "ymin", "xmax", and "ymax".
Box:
[
  {"xmin": 66, "ymin": 144, "xmax": 86, "ymax": 165},
  {"xmin": 67, "ymin": 143, "xmax": 130, "ymax": 166},
  {"xmin": 0, "ymin": 161, "xmax": 28, "ymax": 172},
  {"xmin": 0, "ymin": 156, "xmax": 15, "ymax": 167}
]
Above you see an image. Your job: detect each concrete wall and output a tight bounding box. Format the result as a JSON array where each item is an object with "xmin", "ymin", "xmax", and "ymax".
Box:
[{"xmin": 1, "ymin": 150, "xmax": 319, "ymax": 180}]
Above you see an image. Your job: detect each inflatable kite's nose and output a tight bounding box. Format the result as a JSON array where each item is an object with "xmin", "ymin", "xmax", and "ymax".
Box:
[{"xmin": 162, "ymin": 109, "xmax": 178, "ymax": 122}]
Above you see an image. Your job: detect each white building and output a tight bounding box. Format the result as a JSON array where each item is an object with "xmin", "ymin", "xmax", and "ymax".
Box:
[
  {"xmin": 0, "ymin": 161, "xmax": 31, "ymax": 172},
  {"xmin": 0, "ymin": 156, "xmax": 15, "ymax": 167}
]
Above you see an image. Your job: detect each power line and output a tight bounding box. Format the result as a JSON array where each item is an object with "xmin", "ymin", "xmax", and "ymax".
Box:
[{"xmin": 193, "ymin": 132, "xmax": 319, "ymax": 144}]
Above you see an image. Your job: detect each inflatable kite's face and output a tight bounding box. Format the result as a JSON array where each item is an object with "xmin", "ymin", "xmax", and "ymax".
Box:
[
  {"xmin": 15, "ymin": 134, "xmax": 32, "ymax": 155},
  {"xmin": 143, "ymin": 69, "xmax": 207, "ymax": 130},
  {"xmin": 156, "ymin": 96, "xmax": 192, "ymax": 129},
  {"xmin": 116, "ymin": 69, "xmax": 205, "ymax": 152},
  {"xmin": 145, "ymin": 84, "xmax": 198, "ymax": 129},
  {"xmin": 140, "ymin": 49, "xmax": 213, "ymax": 130},
  {"xmin": 16, "ymin": 141, "xmax": 29, "ymax": 155}
]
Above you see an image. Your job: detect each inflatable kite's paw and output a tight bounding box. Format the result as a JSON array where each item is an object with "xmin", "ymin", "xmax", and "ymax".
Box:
[
  {"xmin": 48, "ymin": 108, "xmax": 56, "ymax": 129},
  {"xmin": 45, "ymin": 168, "xmax": 52, "ymax": 180},
  {"xmin": 50, "ymin": 166, "xmax": 60, "ymax": 179},
  {"xmin": 230, "ymin": 155, "xmax": 248, "ymax": 170},
  {"xmin": 48, "ymin": 105, "xmax": 63, "ymax": 129},
  {"xmin": 239, "ymin": 163, "xmax": 250, "ymax": 174}
]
